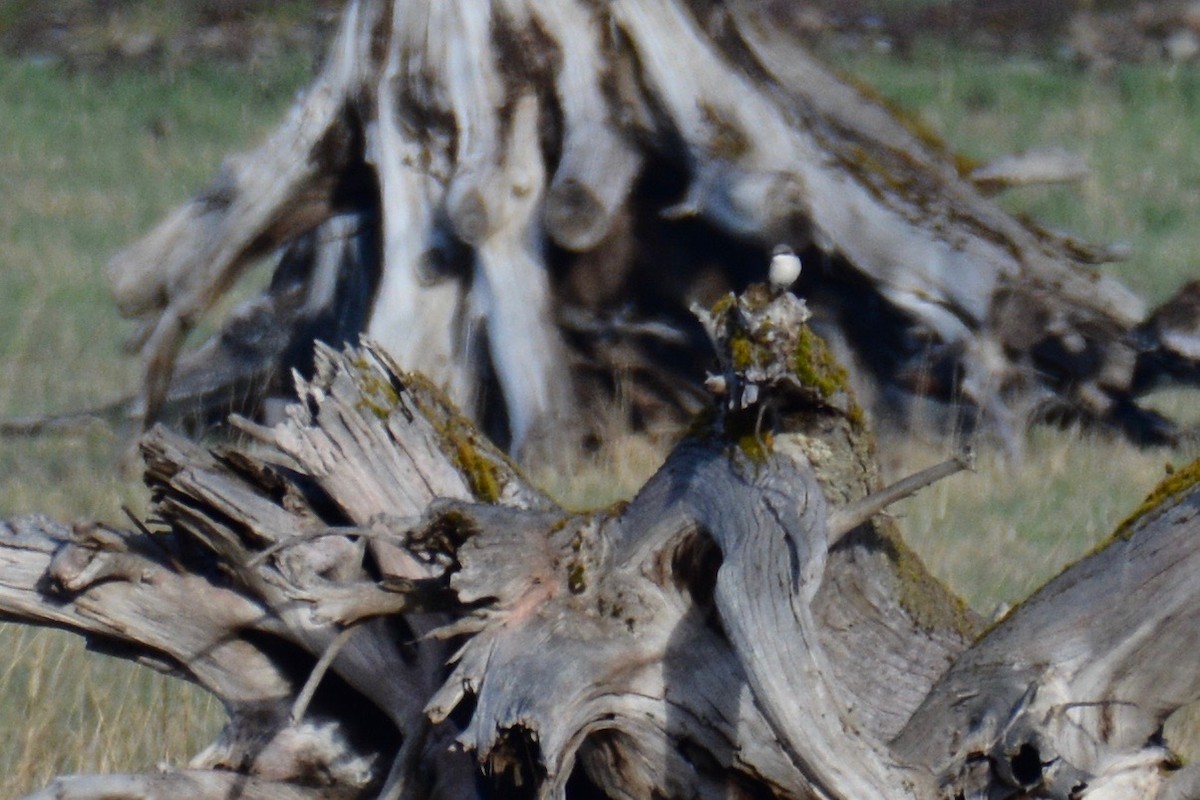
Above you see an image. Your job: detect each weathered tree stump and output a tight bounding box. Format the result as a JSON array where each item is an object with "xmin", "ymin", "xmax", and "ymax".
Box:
[
  {"xmin": 2, "ymin": 282, "xmax": 1198, "ymax": 799},
  {"xmin": 80, "ymin": 0, "xmax": 1199, "ymax": 458}
]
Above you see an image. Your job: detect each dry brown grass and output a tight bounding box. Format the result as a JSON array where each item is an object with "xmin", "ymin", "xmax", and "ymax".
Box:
[{"xmin": 0, "ymin": 625, "xmax": 224, "ymax": 792}]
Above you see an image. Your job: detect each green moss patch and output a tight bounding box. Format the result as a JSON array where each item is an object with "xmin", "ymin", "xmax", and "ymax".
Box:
[
  {"xmin": 792, "ymin": 324, "xmax": 848, "ymax": 400},
  {"xmin": 400, "ymin": 372, "xmax": 510, "ymax": 504},
  {"xmin": 1111, "ymin": 457, "xmax": 1200, "ymax": 541},
  {"xmin": 353, "ymin": 356, "xmax": 403, "ymax": 420},
  {"xmin": 792, "ymin": 324, "xmax": 865, "ymax": 427}
]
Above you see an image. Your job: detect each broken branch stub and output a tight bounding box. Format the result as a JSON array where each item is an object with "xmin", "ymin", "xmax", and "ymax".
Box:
[{"xmin": 89, "ymin": 0, "xmax": 1199, "ymax": 457}]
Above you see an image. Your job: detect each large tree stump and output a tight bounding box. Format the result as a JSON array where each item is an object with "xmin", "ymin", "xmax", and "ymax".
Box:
[
  {"xmin": 82, "ymin": 0, "xmax": 1200, "ymax": 457},
  {"xmin": 2, "ymin": 282, "xmax": 1199, "ymax": 799}
]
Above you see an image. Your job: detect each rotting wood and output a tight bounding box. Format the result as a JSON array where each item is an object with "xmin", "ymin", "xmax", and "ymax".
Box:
[
  {"xmin": 64, "ymin": 0, "xmax": 1197, "ymax": 458},
  {"xmin": 2, "ymin": 282, "xmax": 1199, "ymax": 799}
]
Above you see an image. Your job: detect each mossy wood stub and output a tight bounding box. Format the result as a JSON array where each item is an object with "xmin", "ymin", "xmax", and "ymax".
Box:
[{"xmin": 1, "ymin": 287, "xmax": 1199, "ymax": 799}]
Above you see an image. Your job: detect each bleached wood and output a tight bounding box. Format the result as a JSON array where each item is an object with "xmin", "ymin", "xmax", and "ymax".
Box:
[
  {"xmin": 970, "ymin": 147, "xmax": 1091, "ymax": 193},
  {"xmin": 83, "ymin": 0, "xmax": 1199, "ymax": 455},
  {"xmin": 3, "ymin": 295, "xmax": 1200, "ymax": 797},
  {"xmin": 826, "ymin": 453, "xmax": 971, "ymax": 541},
  {"xmin": 365, "ymin": 0, "xmax": 473, "ymax": 420},
  {"xmin": 107, "ymin": 0, "xmax": 383, "ymax": 425},
  {"xmin": 470, "ymin": 93, "xmax": 574, "ymax": 453},
  {"xmin": 518, "ymin": 0, "xmax": 644, "ymax": 251}
]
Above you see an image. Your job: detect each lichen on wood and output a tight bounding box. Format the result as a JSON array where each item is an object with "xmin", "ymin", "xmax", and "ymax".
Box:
[{"xmin": 1110, "ymin": 456, "xmax": 1200, "ymax": 541}]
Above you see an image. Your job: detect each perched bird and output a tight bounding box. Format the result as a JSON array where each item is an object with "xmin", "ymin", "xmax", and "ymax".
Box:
[{"xmin": 769, "ymin": 244, "xmax": 802, "ymax": 293}]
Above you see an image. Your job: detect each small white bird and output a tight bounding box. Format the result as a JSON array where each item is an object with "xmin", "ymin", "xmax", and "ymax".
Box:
[{"xmin": 769, "ymin": 244, "xmax": 802, "ymax": 293}]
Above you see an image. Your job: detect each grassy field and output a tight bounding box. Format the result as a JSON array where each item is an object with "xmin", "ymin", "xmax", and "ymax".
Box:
[
  {"xmin": 0, "ymin": 50, "xmax": 314, "ymax": 794},
  {"xmin": 1, "ymin": 30, "xmax": 1199, "ymax": 796}
]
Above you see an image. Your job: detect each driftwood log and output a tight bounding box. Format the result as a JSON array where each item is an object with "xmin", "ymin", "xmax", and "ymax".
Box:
[
  {"xmin": 3, "ymin": 282, "xmax": 1200, "ymax": 799},
  {"xmin": 77, "ymin": 0, "xmax": 1199, "ymax": 458}
]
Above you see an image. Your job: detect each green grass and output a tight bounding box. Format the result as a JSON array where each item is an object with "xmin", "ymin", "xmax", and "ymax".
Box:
[
  {"xmin": 2, "ymin": 33, "xmax": 1200, "ymax": 796},
  {"xmin": 825, "ymin": 42, "xmax": 1200, "ymax": 305},
  {"xmin": 887, "ymin": 430, "xmax": 1192, "ymax": 614},
  {"xmin": 0, "ymin": 53, "xmax": 314, "ymax": 418}
]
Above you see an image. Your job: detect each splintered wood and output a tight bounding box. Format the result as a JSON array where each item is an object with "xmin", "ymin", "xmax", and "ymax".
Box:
[{"xmin": 2, "ymin": 283, "xmax": 1199, "ymax": 798}]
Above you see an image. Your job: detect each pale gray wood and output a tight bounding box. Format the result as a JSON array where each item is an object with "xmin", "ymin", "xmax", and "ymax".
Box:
[
  {"xmin": 2, "ymin": 313, "xmax": 1200, "ymax": 797},
  {"xmin": 969, "ymin": 148, "xmax": 1091, "ymax": 193},
  {"xmin": 106, "ymin": 1, "xmax": 384, "ymax": 427},
  {"xmin": 516, "ymin": 0, "xmax": 644, "ymax": 252},
  {"xmin": 10, "ymin": 77, "xmax": 1200, "ymax": 793},
  {"xmin": 894, "ymin": 479, "xmax": 1200, "ymax": 799},
  {"xmin": 84, "ymin": 0, "xmax": 1200, "ymax": 457}
]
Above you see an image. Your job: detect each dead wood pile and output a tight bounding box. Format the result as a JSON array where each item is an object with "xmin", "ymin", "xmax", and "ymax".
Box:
[
  {"xmin": 80, "ymin": 0, "xmax": 1199, "ymax": 459},
  {"xmin": 3, "ymin": 283, "xmax": 1200, "ymax": 799}
]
